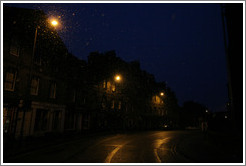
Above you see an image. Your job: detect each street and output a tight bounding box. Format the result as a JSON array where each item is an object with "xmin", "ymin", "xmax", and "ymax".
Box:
[{"xmin": 4, "ymin": 130, "xmax": 243, "ymax": 163}]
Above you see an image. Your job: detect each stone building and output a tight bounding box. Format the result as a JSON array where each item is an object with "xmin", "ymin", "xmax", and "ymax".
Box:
[
  {"xmin": 3, "ymin": 6, "xmax": 88, "ymax": 138},
  {"xmin": 3, "ymin": 6, "xmax": 180, "ymax": 139}
]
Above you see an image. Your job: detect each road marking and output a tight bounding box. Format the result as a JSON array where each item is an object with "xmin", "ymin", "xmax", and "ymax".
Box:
[
  {"xmin": 154, "ymin": 138, "xmax": 170, "ymax": 163},
  {"xmin": 104, "ymin": 145, "xmax": 123, "ymax": 163},
  {"xmin": 154, "ymin": 149, "xmax": 161, "ymax": 163}
]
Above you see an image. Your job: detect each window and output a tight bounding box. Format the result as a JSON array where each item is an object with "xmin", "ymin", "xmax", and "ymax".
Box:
[
  {"xmin": 50, "ymin": 82, "xmax": 56, "ymax": 98},
  {"xmin": 107, "ymin": 81, "xmax": 111, "ymax": 91},
  {"xmin": 154, "ymin": 96, "xmax": 161, "ymax": 104},
  {"xmin": 9, "ymin": 37, "xmax": 20, "ymax": 56},
  {"xmin": 4, "ymin": 71, "xmax": 17, "ymax": 91},
  {"xmin": 52, "ymin": 111, "xmax": 61, "ymax": 130},
  {"xmin": 34, "ymin": 109, "xmax": 48, "ymax": 131},
  {"xmin": 103, "ymin": 80, "xmax": 107, "ymax": 89},
  {"xmin": 3, "ymin": 107, "xmax": 10, "ymax": 133},
  {"xmin": 30, "ymin": 77, "xmax": 39, "ymax": 95},
  {"xmin": 112, "ymin": 84, "xmax": 116, "ymax": 92}
]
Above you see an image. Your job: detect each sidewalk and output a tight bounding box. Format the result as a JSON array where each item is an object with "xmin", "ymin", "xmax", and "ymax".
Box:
[
  {"xmin": 176, "ymin": 130, "xmax": 243, "ymax": 163},
  {"xmin": 4, "ymin": 130, "xmax": 114, "ymax": 161}
]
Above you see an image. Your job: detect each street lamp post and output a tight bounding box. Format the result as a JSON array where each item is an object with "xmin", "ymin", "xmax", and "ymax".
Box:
[{"xmin": 19, "ymin": 18, "xmax": 59, "ymax": 140}]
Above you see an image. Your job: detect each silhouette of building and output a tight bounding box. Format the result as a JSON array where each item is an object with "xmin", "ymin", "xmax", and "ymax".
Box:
[
  {"xmin": 3, "ymin": 6, "xmax": 89, "ymax": 138},
  {"xmin": 3, "ymin": 6, "xmax": 180, "ymax": 140},
  {"xmin": 221, "ymin": 3, "xmax": 243, "ymax": 132}
]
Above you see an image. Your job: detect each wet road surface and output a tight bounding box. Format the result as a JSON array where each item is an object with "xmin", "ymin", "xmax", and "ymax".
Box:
[{"xmin": 5, "ymin": 130, "xmax": 242, "ymax": 163}]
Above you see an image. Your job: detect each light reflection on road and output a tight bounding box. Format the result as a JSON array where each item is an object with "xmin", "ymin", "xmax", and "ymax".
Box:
[
  {"xmin": 153, "ymin": 138, "xmax": 170, "ymax": 162},
  {"xmin": 104, "ymin": 144, "xmax": 124, "ymax": 163},
  {"xmin": 5, "ymin": 131, "xmax": 179, "ymax": 163}
]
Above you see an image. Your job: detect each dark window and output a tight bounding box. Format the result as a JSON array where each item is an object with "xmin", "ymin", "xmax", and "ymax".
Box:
[
  {"xmin": 4, "ymin": 71, "xmax": 17, "ymax": 91},
  {"xmin": 34, "ymin": 109, "xmax": 48, "ymax": 131},
  {"xmin": 64, "ymin": 110, "xmax": 74, "ymax": 129},
  {"xmin": 30, "ymin": 77, "xmax": 39, "ymax": 95},
  {"xmin": 52, "ymin": 111, "xmax": 61, "ymax": 130},
  {"xmin": 49, "ymin": 82, "xmax": 56, "ymax": 98},
  {"xmin": 9, "ymin": 37, "xmax": 20, "ymax": 56}
]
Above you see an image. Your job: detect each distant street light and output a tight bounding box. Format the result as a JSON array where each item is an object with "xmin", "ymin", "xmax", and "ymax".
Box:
[
  {"xmin": 115, "ymin": 75, "xmax": 121, "ymax": 82},
  {"xmin": 160, "ymin": 92, "xmax": 164, "ymax": 96}
]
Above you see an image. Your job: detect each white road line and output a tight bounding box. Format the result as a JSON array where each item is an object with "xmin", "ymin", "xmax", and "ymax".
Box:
[
  {"xmin": 154, "ymin": 149, "xmax": 162, "ymax": 163},
  {"xmin": 154, "ymin": 137, "xmax": 170, "ymax": 163},
  {"xmin": 104, "ymin": 145, "xmax": 123, "ymax": 163}
]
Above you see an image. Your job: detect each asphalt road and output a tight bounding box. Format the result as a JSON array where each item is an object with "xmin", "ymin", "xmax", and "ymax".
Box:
[{"xmin": 4, "ymin": 130, "xmax": 243, "ymax": 163}]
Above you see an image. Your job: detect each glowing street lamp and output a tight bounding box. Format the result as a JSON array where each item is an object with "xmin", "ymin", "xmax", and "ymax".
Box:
[
  {"xmin": 32, "ymin": 18, "xmax": 60, "ymax": 63},
  {"xmin": 51, "ymin": 20, "xmax": 58, "ymax": 26},
  {"xmin": 33, "ymin": 18, "xmax": 60, "ymax": 55},
  {"xmin": 115, "ymin": 75, "xmax": 121, "ymax": 82},
  {"xmin": 160, "ymin": 92, "xmax": 164, "ymax": 96}
]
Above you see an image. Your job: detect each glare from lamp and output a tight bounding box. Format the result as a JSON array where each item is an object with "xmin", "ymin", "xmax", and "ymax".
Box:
[{"xmin": 115, "ymin": 75, "xmax": 121, "ymax": 82}]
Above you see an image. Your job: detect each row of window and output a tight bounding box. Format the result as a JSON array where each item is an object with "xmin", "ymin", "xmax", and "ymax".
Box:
[
  {"xmin": 35, "ymin": 76, "xmax": 56, "ymax": 98},
  {"xmin": 103, "ymin": 80, "xmax": 116, "ymax": 92},
  {"xmin": 102, "ymin": 100, "xmax": 122, "ymax": 110},
  {"xmin": 4, "ymin": 71, "xmax": 56, "ymax": 99},
  {"xmin": 34, "ymin": 109, "xmax": 62, "ymax": 132},
  {"xmin": 4, "ymin": 71, "xmax": 17, "ymax": 91},
  {"xmin": 9, "ymin": 37, "xmax": 42, "ymax": 66}
]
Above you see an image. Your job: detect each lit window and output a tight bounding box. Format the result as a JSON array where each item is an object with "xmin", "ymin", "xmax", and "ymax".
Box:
[
  {"xmin": 50, "ymin": 82, "xmax": 56, "ymax": 98},
  {"xmin": 103, "ymin": 80, "xmax": 107, "ymax": 89},
  {"xmin": 107, "ymin": 81, "xmax": 111, "ymax": 91},
  {"xmin": 4, "ymin": 71, "xmax": 17, "ymax": 91},
  {"xmin": 30, "ymin": 77, "xmax": 39, "ymax": 95},
  {"xmin": 155, "ymin": 96, "xmax": 161, "ymax": 104},
  {"xmin": 112, "ymin": 84, "xmax": 116, "ymax": 92}
]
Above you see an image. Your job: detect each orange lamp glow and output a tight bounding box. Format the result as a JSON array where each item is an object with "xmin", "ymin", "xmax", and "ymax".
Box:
[
  {"xmin": 115, "ymin": 75, "xmax": 121, "ymax": 82},
  {"xmin": 51, "ymin": 20, "xmax": 58, "ymax": 26}
]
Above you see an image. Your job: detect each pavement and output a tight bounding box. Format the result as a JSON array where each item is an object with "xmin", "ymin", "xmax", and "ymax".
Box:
[
  {"xmin": 3, "ymin": 130, "xmax": 110, "ymax": 159},
  {"xmin": 175, "ymin": 130, "xmax": 243, "ymax": 163}
]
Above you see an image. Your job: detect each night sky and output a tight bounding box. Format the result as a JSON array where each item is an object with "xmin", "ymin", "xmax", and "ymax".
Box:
[{"xmin": 4, "ymin": 2, "xmax": 228, "ymax": 112}]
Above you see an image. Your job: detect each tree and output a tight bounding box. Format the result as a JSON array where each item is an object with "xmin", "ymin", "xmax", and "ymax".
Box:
[{"xmin": 180, "ymin": 101, "xmax": 207, "ymax": 128}]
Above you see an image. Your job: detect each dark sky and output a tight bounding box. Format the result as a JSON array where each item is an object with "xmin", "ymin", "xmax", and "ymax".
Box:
[{"xmin": 5, "ymin": 3, "xmax": 228, "ymax": 112}]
